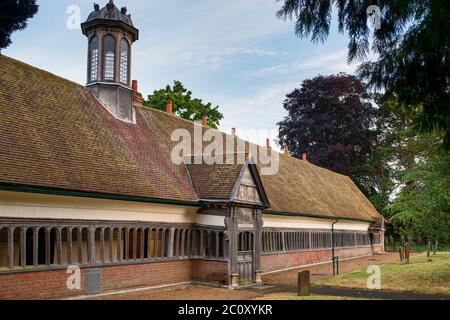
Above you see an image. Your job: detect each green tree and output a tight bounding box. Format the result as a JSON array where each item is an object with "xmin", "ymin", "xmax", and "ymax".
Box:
[
  {"xmin": 276, "ymin": 0, "xmax": 450, "ymax": 147},
  {"xmin": 0, "ymin": 0, "xmax": 38, "ymax": 49},
  {"xmin": 143, "ymin": 81, "xmax": 223, "ymax": 129},
  {"xmin": 385, "ymin": 131, "xmax": 450, "ymax": 243},
  {"xmin": 366, "ymin": 95, "xmax": 419, "ymax": 213}
]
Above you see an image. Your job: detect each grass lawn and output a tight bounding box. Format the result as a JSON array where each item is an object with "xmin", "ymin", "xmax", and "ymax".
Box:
[
  {"xmin": 314, "ymin": 252, "xmax": 450, "ymax": 296},
  {"xmin": 256, "ymin": 292, "xmax": 370, "ymax": 300}
]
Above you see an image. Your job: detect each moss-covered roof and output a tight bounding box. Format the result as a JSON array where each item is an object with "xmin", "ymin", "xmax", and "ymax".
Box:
[{"xmin": 0, "ymin": 55, "xmax": 381, "ymax": 224}]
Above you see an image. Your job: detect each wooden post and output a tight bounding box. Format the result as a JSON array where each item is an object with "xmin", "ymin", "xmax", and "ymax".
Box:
[
  {"xmin": 117, "ymin": 228, "xmax": 122, "ymax": 262},
  {"xmin": 7, "ymin": 227, "xmax": 14, "ymax": 269},
  {"xmin": 100, "ymin": 228, "xmax": 105, "ymax": 263},
  {"xmin": 88, "ymin": 227, "xmax": 95, "ymax": 265},
  {"xmin": 132, "ymin": 228, "xmax": 137, "ymax": 260},
  {"xmin": 124, "ymin": 228, "xmax": 129, "ymax": 260},
  {"xmin": 160, "ymin": 229, "xmax": 166, "ymax": 258},
  {"xmin": 20, "ymin": 227, "xmax": 26, "ymax": 267},
  {"xmin": 399, "ymin": 247, "xmax": 405, "ymax": 264},
  {"xmin": 298, "ymin": 270, "xmax": 311, "ymax": 296},
  {"xmin": 77, "ymin": 228, "xmax": 83, "ymax": 264},
  {"xmin": 44, "ymin": 228, "xmax": 51, "ymax": 266},
  {"xmin": 155, "ymin": 228, "xmax": 160, "ymax": 258},
  {"xmin": 405, "ymin": 243, "xmax": 410, "ymax": 264},
  {"xmin": 427, "ymin": 241, "xmax": 432, "ymax": 262},
  {"xmin": 67, "ymin": 228, "xmax": 73, "ymax": 265},
  {"xmin": 108, "ymin": 228, "xmax": 113, "ymax": 262},
  {"xmin": 140, "ymin": 229, "xmax": 145, "ymax": 259},
  {"xmin": 33, "ymin": 228, "xmax": 38, "ymax": 267}
]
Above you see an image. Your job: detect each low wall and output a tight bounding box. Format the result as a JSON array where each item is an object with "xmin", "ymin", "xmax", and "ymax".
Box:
[
  {"xmin": 0, "ymin": 259, "xmax": 228, "ymax": 300},
  {"xmin": 261, "ymin": 245, "xmax": 384, "ymax": 274}
]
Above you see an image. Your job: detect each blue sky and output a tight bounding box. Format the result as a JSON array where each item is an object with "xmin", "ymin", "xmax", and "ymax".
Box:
[{"xmin": 4, "ymin": 0, "xmax": 357, "ymax": 147}]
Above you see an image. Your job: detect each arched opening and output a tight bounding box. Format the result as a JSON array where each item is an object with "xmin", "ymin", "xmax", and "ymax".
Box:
[
  {"xmin": 164, "ymin": 229, "xmax": 171, "ymax": 258},
  {"xmin": 151, "ymin": 228, "xmax": 158, "ymax": 258},
  {"xmin": 156, "ymin": 229, "xmax": 162, "ymax": 257},
  {"xmin": 104, "ymin": 228, "xmax": 112, "ymax": 262},
  {"xmin": 136, "ymin": 228, "xmax": 143, "ymax": 259},
  {"xmin": 50, "ymin": 228, "xmax": 59, "ymax": 265},
  {"xmin": 89, "ymin": 36, "xmax": 99, "ymax": 82},
  {"xmin": 218, "ymin": 232, "xmax": 224, "ymax": 258},
  {"xmin": 95, "ymin": 228, "xmax": 102, "ymax": 263},
  {"xmin": 210, "ymin": 231, "xmax": 217, "ymax": 258},
  {"xmin": 61, "ymin": 227, "xmax": 70, "ymax": 265},
  {"xmin": 81, "ymin": 228, "xmax": 89, "ymax": 264},
  {"xmin": 143, "ymin": 228, "xmax": 150, "ymax": 259},
  {"xmin": 71, "ymin": 228, "xmax": 80, "ymax": 264},
  {"xmin": 113, "ymin": 228, "xmax": 122, "ymax": 262},
  {"xmin": 119, "ymin": 38, "xmax": 129, "ymax": 84},
  {"xmin": 184, "ymin": 229, "xmax": 191, "ymax": 257},
  {"xmin": 238, "ymin": 232, "xmax": 254, "ymax": 252},
  {"xmin": 25, "ymin": 228, "xmax": 33, "ymax": 266},
  {"xmin": 202, "ymin": 230, "xmax": 210, "ymax": 257},
  {"xmin": 103, "ymin": 34, "xmax": 116, "ymax": 81}
]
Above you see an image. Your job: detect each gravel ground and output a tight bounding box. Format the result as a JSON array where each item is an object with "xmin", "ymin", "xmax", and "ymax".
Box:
[
  {"xmin": 90, "ymin": 285, "xmax": 259, "ymax": 300},
  {"xmin": 89, "ymin": 253, "xmax": 401, "ymax": 300}
]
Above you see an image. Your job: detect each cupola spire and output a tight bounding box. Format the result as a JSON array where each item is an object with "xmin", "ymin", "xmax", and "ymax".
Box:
[{"xmin": 81, "ymin": 1, "xmax": 140, "ymax": 123}]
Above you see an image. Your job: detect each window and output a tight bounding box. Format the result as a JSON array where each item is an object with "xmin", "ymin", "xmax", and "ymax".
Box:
[
  {"xmin": 89, "ymin": 36, "xmax": 99, "ymax": 82},
  {"xmin": 103, "ymin": 35, "xmax": 116, "ymax": 81},
  {"xmin": 119, "ymin": 39, "xmax": 129, "ymax": 84},
  {"xmin": 237, "ymin": 185, "xmax": 259, "ymax": 202}
]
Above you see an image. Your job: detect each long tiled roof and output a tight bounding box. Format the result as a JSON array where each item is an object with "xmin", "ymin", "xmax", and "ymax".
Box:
[{"xmin": 0, "ymin": 55, "xmax": 382, "ymax": 224}]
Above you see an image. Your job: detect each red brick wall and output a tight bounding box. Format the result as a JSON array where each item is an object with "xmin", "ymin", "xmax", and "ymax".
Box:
[
  {"xmin": 261, "ymin": 246, "xmax": 383, "ymax": 273},
  {"xmin": 0, "ymin": 245, "xmax": 384, "ymax": 300},
  {"xmin": 192, "ymin": 260, "xmax": 228, "ymax": 283},
  {"xmin": 0, "ymin": 259, "xmax": 227, "ymax": 300}
]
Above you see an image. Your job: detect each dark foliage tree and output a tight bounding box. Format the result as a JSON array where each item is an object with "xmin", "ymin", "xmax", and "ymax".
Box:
[
  {"xmin": 144, "ymin": 81, "xmax": 224, "ymax": 129},
  {"xmin": 276, "ymin": 0, "xmax": 450, "ymax": 147},
  {"xmin": 278, "ymin": 74, "xmax": 378, "ymax": 197},
  {"xmin": 0, "ymin": 0, "xmax": 38, "ymax": 49}
]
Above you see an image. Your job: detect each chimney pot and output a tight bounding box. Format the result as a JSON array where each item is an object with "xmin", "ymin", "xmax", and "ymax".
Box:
[
  {"xmin": 284, "ymin": 147, "xmax": 289, "ymax": 156},
  {"xmin": 202, "ymin": 115, "xmax": 208, "ymax": 126},
  {"xmin": 132, "ymin": 80, "xmax": 138, "ymax": 92},
  {"xmin": 167, "ymin": 100, "xmax": 173, "ymax": 114},
  {"xmin": 303, "ymin": 153, "xmax": 308, "ymax": 162},
  {"xmin": 266, "ymin": 138, "xmax": 271, "ymax": 148},
  {"xmin": 231, "ymin": 128, "xmax": 237, "ymax": 137},
  {"xmin": 132, "ymin": 80, "xmax": 144, "ymax": 107}
]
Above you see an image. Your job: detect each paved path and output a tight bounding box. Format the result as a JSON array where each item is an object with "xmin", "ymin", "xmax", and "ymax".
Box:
[{"xmin": 309, "ymin": 286, "xmax": 450, "ymax": 300}]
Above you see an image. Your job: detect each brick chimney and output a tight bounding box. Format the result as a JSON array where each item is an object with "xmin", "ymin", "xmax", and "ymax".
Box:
[
  {"xmin": 202, "ymin": 115, "xmax": 208, "ymax": 126},
  {"xmin": 284, "ymin": 147, "xmax": 289, "ymax": 156},
  {"xmin": 266, "ymin": 138, "xmax": 271, "ymax": 148},
  {"xmin": 302, "ymin": 153, "xmax": 308, "ymax": 162},
  {"xmin": 132, "ymin": 80, "xmax": 144, "ymax": 107},
  {"xmin": 167, "ymin": 100, "xmax": 173, "ymax": 114},
  {"xmin": 231, "ymin": 128, "xmax": 237, "ymax": 137}
]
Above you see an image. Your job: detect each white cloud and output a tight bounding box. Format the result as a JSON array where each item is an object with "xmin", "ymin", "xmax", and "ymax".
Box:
[
  {"xmin": 217, "ymin": 81, "xmax": 297, "ymax": 147},
  {"xmin": 244, "ymin": 49, "xmax": 357, "ymax": 79}
]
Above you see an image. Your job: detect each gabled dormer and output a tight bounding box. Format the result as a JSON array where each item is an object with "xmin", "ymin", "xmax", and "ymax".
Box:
[
  {"xmin": 230, "ymin": 157, "xmax": 269, "ymax": 208},
  {"xmin": 184, "ymin": 154, "xmax": 269, "ymax": 208}
]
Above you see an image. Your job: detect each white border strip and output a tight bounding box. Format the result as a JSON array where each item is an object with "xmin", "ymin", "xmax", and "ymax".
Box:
[{"xmin": 63, "ymin": 281, "xmax": 193, "ymax": 300}]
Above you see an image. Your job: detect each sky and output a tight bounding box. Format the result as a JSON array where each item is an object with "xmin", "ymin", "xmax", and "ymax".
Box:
[{"xmin": 4, "ymin": 0, "xmax": 358, "ymax": 148}]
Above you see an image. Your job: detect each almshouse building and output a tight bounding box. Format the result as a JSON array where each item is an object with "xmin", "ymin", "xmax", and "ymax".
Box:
[{"xmin": 0, "ymin": 1, "xmax": 384, "ymax": 299}]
